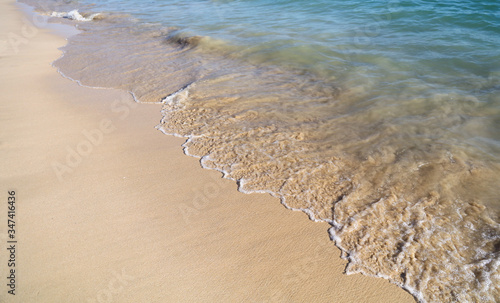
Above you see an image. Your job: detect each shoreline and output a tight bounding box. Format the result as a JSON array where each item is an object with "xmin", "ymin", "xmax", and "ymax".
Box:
[{"xmin": 0, "ymin": 0, "xmax": 415, "ymax": 302}]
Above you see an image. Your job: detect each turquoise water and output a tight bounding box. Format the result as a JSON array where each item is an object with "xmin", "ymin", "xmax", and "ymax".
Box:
[
  {"xmin": 87, "ymin": 1, "xmax": 500, "ymax": 74},
  {"xmin": 85, "ymin": 0, "xmax": 500, "ymax": 85},
  {"xmin": 22, "ymin": 0, "xmax": 500, "ymax": 302},
  {"xmin": 71, "ymin": 0, "xmax": 500, "ymax": 156}
]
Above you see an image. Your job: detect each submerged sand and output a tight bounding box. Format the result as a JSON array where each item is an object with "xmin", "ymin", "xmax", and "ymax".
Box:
[{"xmin": 0, "ymin": 1, "xmax": 414, "ymax": 302}]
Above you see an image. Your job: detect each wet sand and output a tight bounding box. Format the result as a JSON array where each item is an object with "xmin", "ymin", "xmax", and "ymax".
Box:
[{"xmin": 0, "ymin": 1, "xmax": 415, "ymax": 302}]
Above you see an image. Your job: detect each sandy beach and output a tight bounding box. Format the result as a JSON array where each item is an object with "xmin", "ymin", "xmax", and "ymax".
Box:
[{"xmin": 0, "ymin": 1, "xmax": 415, "ymax": 302}]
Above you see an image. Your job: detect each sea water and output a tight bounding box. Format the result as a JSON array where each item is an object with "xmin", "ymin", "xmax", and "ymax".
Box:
[{"xmin": 19, "ymin": 0, "xmax": 500, "ymax": 301}]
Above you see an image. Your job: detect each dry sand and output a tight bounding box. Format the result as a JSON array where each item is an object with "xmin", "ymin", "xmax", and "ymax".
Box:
[{"xmin": 0, "ymin": 1, "xmax": 415, "ymax": 302}]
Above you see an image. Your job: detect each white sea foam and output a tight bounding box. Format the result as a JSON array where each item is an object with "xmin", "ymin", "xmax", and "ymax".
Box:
[{"xmin": 51, "ymin": 10, "xmax": 100, "ymax": 22}]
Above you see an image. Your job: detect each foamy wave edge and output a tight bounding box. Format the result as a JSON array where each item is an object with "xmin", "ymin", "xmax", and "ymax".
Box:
[
  {"xmin": 156, "ymin": 84, "xmax": 427, "ymax": 302},
  {"xmin": 50, "ymin": 9, "xmax": 101, "ymax": 22}
]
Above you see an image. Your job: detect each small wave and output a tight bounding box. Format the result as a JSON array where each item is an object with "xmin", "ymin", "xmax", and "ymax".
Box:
[{"xmin": 51, "ymin": 10, "xmax": 101, "ymax": 22}]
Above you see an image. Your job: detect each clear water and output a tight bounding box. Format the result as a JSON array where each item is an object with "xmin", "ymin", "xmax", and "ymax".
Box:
[{"xmin": 21, "ymin": 0, "xmax": 500, "ymax": 302}]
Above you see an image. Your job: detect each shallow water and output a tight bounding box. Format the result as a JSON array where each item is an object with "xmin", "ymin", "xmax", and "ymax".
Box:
[{"xmin": 20, "ymin": 0, "xmax": 500, "ymax": 301}]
